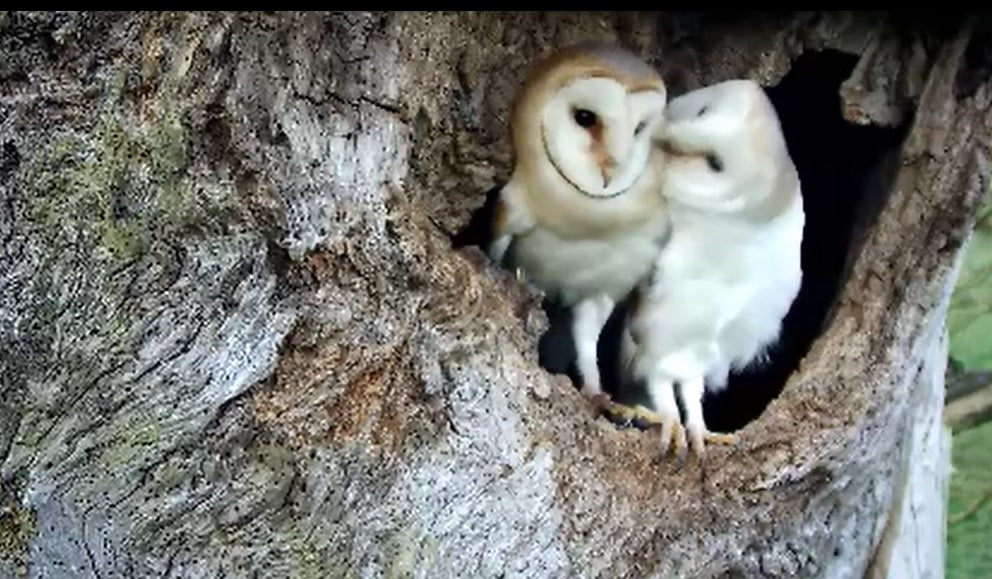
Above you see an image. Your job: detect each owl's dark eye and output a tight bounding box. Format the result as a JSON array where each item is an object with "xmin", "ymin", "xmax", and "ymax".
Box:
[
  {"xmin": 634, "ymin": 120, "xmax": 648, "ymax": 136},
  {"xmin": 706, "ymin": 153, "xmax": 723, "ymax": 172},
  {"xmin": 698, "ymin": 105, "xmax": 709, "ymax": 117},
  {"xmin": 573, "ymin": 108, "xmax": 598, "ymax": 128}
]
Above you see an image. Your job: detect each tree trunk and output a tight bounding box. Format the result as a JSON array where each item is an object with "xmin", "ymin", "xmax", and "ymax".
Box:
[{"xmin": 1, "ymin": 11, "xmax": 989, "ymax": 579}]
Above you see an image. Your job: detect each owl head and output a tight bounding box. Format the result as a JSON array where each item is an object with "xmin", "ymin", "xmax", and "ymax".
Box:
[
  {"xmin": 653, "ymin": 79, "xmax": 797, "ymax": 216},
  {"xmin": 506, "ymin": 41, "xmax": 669, "ymax": 235}
]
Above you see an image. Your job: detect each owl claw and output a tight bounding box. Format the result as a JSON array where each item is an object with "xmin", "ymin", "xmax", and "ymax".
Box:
[
  {"xmin": 671, "ymin": 423, "xmax": 689, "ymax": 466},
  {"xmin": 686, "ymin": 424, "xmax": 739, "ymax": 461},
  {"xmin": 587, "ymin": 392, "xmax": 610, "ymax": 409},
  {"xmin": 586, "ymin": 392, "xmax": 621, "ymax": 421},
  {"xmin": 600, "ymin": 401, "xmax": 664, "ymax": 430},
  {"xmin": 706, "ymin": 432, "xmax": 739, "ymax": 448},
  {"xmin": 688, "ymin": 427, "xmax": 706, "ymax": 460}
]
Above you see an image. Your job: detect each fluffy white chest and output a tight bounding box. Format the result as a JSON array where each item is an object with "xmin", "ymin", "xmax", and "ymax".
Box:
[
  {"xmin": 510, "ymin": 215, "xmax": 669, "ymax": 306},
  {"xmin": 632, "ymin": 196, "xmax": 804, "ymax": 386}
]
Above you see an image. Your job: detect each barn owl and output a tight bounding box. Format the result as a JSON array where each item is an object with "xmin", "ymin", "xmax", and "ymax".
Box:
[
  {"xmin": 487, "ymin": 41, "xmax": 671, "ymax": 410},
  {"xmin": 619, "ymin": 79, "xmax": 804, "ymax": 460}
]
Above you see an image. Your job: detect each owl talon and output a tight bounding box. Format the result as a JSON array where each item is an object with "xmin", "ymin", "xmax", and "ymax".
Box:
[
  {"xmin": 671, "ymin": 423, "xmax": 689, "ymax": 466},
  {"xmin": 657, "ymin": 417, "xmax": 677, "ymax": 453},
  {"xmin": 658, "ymin": 423, "xmax": 688, "ymax": 469},
  {"xmin": 705, "ymin": 432, "xmax": 739, "ymax": 448},
  {"xmin": 686, "ymin": 424, "xmax": 739, "ymax": 461},
  {"xmin": 587, "ymin": 392, "xmax": 611, "ymax": 409},
  {"xmin": 601, "ymin": 401, "xmax": 664, "ymax": 430},
  {"xmin": 688, "ymin": 427, "xmax": 706, "ymax": 460},
  {"xmin": 586, "ymin": 393, "xmax": 619, "ymax": 420}
]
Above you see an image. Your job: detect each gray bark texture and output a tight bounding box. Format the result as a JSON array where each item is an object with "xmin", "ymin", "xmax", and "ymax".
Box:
[{"xmin": 1, "ymin": 10, "xmax": 989, "ymax": 579}]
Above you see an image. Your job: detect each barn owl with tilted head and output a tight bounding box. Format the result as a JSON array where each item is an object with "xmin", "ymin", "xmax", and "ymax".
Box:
[
  {"xmin": 617, "ymin": 79, "xmax": 805, "ymax": 461},
  {"xmin": 487, "ymin": 41, "xmax": 671, "ymax": 410}
]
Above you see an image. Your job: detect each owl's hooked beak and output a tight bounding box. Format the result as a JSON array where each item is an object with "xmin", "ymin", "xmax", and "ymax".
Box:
[
  {"xmin": 600, "ymin": 156, "xmax": 619, "ymax": 187},
  {"xmin": 595, "ymin": 126, "xmax": 654, "ymax": 196},
  {"xmin": 593, "ymin": 147, "xmax": 619, "ymax": 188}
]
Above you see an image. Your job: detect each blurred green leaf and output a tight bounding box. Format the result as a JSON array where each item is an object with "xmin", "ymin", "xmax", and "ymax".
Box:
[
  {"xmin": 947, "ymin": 420, "xmax": 992, "ymax": 579},
  {"xmin": 948, "ymin": 185, "xmax": 992, "ymax": 371}
]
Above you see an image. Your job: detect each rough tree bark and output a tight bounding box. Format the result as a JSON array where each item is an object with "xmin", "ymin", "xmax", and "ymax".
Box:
[{"xmin": 1, "ymin": 10, "xmax": 989, "ymax": 579}]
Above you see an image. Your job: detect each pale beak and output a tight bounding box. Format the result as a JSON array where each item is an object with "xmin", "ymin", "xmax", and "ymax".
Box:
[{"xmin": 599, "ymin": 155, "xmax": 618, "ymax": 187}]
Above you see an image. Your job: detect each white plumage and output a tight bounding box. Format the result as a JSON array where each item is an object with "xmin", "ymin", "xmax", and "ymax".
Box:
[
  {"xmin": 488, "ymin": 42, "xmax": 671, "ymax": 406},
  {"xmin": 621, "ymin": 78, "xmax": 805, "ymax": 458}
]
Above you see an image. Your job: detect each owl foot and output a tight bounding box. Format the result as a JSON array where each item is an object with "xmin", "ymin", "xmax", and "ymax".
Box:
[
  {"xmin": 685, "ymin": 424, "xmax": 739, "ymax": 460},
  {"xmin": 599, "ymin": 401, "xmax": 664, "ymax": 430},
  {"xmin": 586, "ymin": 392, "xmax": 609, "ymax": 407},
  {"xmin": 585, "ymin": 392, "xmax": 616, "ymax": 419},
  {"xmin": 664, "ymin": 421, "xmax": 690, "ymax": 467}
]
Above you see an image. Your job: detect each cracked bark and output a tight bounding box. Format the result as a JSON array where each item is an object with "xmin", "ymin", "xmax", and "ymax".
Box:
[{"xmin": 1, "ymin": 10, "xmax": 989, "ymax": 579}]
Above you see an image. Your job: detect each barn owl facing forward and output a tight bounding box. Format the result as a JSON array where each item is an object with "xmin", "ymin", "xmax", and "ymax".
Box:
[
  {"xmin": 487, "ymin": 42, "xmax": 671, "ymax": 410},
  {"xmin": 620, "ymin": 79, "xmax": 805, "ymax": 460}
]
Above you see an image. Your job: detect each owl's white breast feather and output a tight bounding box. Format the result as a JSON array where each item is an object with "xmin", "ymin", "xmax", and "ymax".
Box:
[
  {"xmin": 510, "ymin": 213, "xmax": 669, "ymax": 306},
  {"xmin": 629, "ymin": 189, "xmax": 804, "ymax": 389}
]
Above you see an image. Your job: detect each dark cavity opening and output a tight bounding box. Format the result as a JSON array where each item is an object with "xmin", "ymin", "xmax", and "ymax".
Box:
[{"xmin": 451, "ymin": 48, "xmax": 911, "ymax": 434}]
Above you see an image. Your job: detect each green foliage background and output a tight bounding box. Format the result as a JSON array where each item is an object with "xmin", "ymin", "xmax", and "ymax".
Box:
[
  {"xmin": 947, "ymin": 421, "xmax": 992, "ymax": 579},
  {"xmin": 948, "ymin": 191, "xmax": 992, "ymax": 371},
  {"xmin": 946, "ymin": 185, "xmax": 992, "ymax": 579}
]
